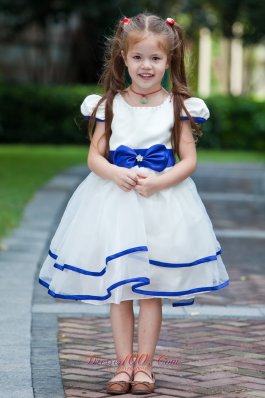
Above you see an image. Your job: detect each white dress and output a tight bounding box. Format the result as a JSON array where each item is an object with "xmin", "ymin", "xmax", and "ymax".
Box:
[{"xmin": 39, "ymin": 92, "xmax": 230, "ymax": 307}]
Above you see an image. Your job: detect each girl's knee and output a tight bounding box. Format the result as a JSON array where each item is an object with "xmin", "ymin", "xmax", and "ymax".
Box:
[{"xmin": 139, "ymin": 298, "xmax": 162, "ymax": 306}]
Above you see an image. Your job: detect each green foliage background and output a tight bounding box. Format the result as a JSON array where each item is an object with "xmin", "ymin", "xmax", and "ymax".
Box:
[{"xmin": 0, "ymin": 83, "xmax": 264, "ymax": 150}]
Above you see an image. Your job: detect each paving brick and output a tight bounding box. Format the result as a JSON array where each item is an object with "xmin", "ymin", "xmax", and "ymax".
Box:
[
  {"xmin": 236, "ymin": 356, "xmax": 264, "ymax": 365},
  {"xmin": 64, "ymin": 389, "xmax": 108, "ymax": 397},
  {"xmin": 192, "ymin": 371, "xmax": 239, "ymax": 381},
  {"xmin": 238, "ymin": 376, "xmax": 265, "ymax": 385},
  {"xmin": 61, "ymin": 368, "xmax": 105, "ymax": 377},
  {"xmin": 247, "ymin": 392, "xmax": 265, "ymax": 398},
  {"xmin": 154, "ymin": 388, "xmax": 199, "ymax": 397},
  {"xmin": 184, "ymin": 357, "xmax": 237, "ymax": 367},
  {"xmin": 196, "ymin": 376, "xmax": 244, "ymax": 388},
  {"xmin": 204, "ymin": 395, "xmax": 250, "ymax": 398},
  {"xmin": 234, "ymin": 367, "xmax": 265, "ymax": 379},
  {"xmin": 239, "ymin": 383, "xmax": 265, "ymax": 392},
  {"xmin": 64, "ymin": 380, "xmax": 104, "ymax": 389},
  {"xmin": 63, "ymin": 374, "xmax": 106, "ymax": 383},
  {"xmin": 222, "ymin": 351, "xmax": 265, "ymax": 360},
  {"xmin": 233, "ymin": 362, "xmax": 265, "ymax": 373}
]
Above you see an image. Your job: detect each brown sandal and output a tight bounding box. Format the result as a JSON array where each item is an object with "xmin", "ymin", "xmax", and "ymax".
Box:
[
  {"xmin": 131, "ymin": 369, "xmax": 155, "ymax": 395},
  {"xmin": 106, "ymin": 369, "xmax": 133, "ymax": 395}
]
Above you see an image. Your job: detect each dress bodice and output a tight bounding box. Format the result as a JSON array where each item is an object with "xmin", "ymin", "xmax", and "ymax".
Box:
[
  {"xmin": 110, "ymin": 93, "xmax": 174, "ymax": 150},
  {"xmin": 80, "ymin": 92, "xmax": 210, "ymax": 151}
]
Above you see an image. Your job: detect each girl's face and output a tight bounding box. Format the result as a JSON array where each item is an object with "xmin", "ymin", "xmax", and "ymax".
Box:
[{"xmin": 122, "ymin": 33, "xmax": 169, "ymax": 92}]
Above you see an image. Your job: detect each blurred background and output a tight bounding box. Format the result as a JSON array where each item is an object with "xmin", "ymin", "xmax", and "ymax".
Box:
[{"xmin": 0, "ymin": 0, "xmax": 264, "ymax": 240}]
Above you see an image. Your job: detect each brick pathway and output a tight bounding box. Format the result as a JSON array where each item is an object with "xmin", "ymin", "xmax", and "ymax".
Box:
[{"xmin": 58, "ymin": 317, "xmax": 265, "ymax": 397}]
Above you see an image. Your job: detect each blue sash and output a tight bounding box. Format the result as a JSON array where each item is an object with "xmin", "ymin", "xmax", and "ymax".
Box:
[{"xmin": 108, "ymin": 144, "xmax": 176, "ymax": 172}]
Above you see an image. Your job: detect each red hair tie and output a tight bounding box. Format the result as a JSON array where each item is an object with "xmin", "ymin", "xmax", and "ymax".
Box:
[
  {"xmin": 122, "ymin": 17, "xmax": 131, "ymax": 25},
  {"xmin": 166, "ymin": 17, "xmax": 175, "ymax": 26}
]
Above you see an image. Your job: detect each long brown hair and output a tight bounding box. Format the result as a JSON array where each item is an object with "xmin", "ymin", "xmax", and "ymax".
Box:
[{"xmin": 88, "ymin": 12, "xmax": 202, "ymax": 159}]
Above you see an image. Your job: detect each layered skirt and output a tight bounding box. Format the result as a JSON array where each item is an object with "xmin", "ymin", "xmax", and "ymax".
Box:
[{"xmin": 39, "ymin": 166, "xmax": 229, "ymax": 307}]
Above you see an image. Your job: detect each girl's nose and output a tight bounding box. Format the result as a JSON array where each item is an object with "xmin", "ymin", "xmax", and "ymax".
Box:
[{"xmin": 142, "ymin": 59, "xmax": 151, "ymax": 68}]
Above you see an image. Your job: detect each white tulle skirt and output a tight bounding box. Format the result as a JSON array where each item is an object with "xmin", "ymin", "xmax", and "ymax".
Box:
[{"xmin": 39, "ymin": 166, "xmax": 229, "ymax": 307}]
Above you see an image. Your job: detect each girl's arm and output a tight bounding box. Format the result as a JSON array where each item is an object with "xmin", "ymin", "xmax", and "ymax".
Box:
[
  {"xmin": 155, "ymin": 121, "xmax": 197, "ymax": 190},
  {"xmin": 87, "ymin": 121, "xmax": 118, "ymax": 180},
  {"xmin": 87, "ymin": 122, "xmax": 138, "ymax": 190}
]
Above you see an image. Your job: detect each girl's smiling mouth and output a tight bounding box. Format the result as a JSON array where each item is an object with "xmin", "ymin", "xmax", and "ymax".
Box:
[{"xmin": 138, "ymin": 73, "xmax": 154, "ymax": 79}]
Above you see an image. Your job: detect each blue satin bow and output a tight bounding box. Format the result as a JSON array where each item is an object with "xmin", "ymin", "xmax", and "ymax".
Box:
[{"xmin": 108, "ymin": 144, "xmax": 175, "ymax": 172}]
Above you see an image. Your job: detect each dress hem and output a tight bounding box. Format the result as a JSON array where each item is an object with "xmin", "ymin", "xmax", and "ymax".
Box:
[
  {"xmin": 48, "ymin": 246, "xmax": 223, "ymax": 275},
  {"xmin": 39, "ymin": 277, "xmax": 230, "ymax": 308}
]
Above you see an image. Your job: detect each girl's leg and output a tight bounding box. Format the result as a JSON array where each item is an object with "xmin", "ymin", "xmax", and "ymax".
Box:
[
  {"xmin": 134, "ymin": 298, "xmax": 162, "ymax": 381},
  {"xmin": 109, "ymin": 300, "xmax": 135, "ymax": 381}
]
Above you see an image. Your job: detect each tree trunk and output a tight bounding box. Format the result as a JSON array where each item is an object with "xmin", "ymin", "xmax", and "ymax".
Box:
[{"xmin": 69, "ymin": 16, "xmax": 104, "ymax": 84}]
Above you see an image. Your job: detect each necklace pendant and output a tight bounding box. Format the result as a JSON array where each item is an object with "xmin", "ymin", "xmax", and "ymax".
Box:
[{"xmin": 140, "ymin": 96, "xmax": 148, "ymax": 104}]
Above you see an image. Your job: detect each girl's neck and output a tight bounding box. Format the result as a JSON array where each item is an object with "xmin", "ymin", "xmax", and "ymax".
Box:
[
  {"xmin": 124, "ymin": 85, "xmax": 169, "ymax": 107},
  {"xmin": 130, "ymin": 83, "xmax": 162, "ymax": 95},
  {"xmin": 130, "ymin": 85, "xmax": 163, "ymax": 104}
]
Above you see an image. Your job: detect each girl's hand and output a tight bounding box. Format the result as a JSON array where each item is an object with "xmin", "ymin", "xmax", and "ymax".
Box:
[
  {"xmin": 111, "ymin": 167, "xmax": 138, "ymax": 192},
  {"xmin": 134, "ymin": 172, "xmax": 161, "ymax": 198}
]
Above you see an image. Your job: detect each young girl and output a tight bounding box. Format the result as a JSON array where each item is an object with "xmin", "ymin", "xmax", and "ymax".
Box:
[{"xmin": 39, "ymin": 13, "xmax": 229, "ymax": 395}]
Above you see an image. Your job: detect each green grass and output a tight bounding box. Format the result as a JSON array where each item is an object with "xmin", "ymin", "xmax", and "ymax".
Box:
[
  {"xmin": 0, "ymin": 145, "xmax": 264, "ymax": 242},
  {"xmin": 0, "ymin": 145, "xmax": 87, "ymax": 241}
]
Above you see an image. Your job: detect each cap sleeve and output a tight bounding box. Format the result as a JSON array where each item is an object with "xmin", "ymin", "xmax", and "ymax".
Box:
[
  {"xmin": 180, "ymin": 97, "xmax": 210, "ymax": 124},
  {"xmin": 80, "ymin": 94, "xmax": 105, "ymax": 122}
]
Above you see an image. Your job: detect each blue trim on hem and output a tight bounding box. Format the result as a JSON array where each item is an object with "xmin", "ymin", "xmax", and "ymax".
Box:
[
  {"xmin": 38, "ymin": 277, "xmax": 230, "ymax": 307},
  {"xmin": 106, "ymin": 246, "xmax": 148, "ymax": 264},
  {"xmin": 132, "ymin": 279, "xmax": 230, "ymax": 297},
  {"xmin": 48, "ymin": 247, "xmax": 223, "ymax": 276},
  {"xmin": 54, "ymin": 262, "xmax": 106, "ymax": 276},
  {"xmin": 49, "ymin": 249, "xmax": 57, "ymax": 260},
  {"xmin": 172, "ymin": 299, "xmax": 195, "ymax": 307},
  {"xmin": 41, "ymin": 246, "xmax": 229, "ymax": 307},
  {"xmin": 150, "ymin": 249, "xmax": 222, "ymax": 268},
  {"xmin": 39, "ymin": 278, "xmax": 49, "ymax": 289},
  {"xmin": 51, "ymin": 246, "xmax": 148, "ymax": 276},
  {"xmin": 39, "ymin": 276, "xmax": 150, "ymax": 301}
]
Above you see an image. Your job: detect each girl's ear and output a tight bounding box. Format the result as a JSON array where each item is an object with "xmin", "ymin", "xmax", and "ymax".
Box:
[{"xmin": 121, "ymin": 50, "xmax": 127, "ymax": 66}]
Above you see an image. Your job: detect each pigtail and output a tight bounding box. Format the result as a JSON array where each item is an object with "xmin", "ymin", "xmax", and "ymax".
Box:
[
  {"xmin": 170, "ymin": 23, "xmax": 202, "ymax": 158},
  {"xmin": 88, "ymin": 18, "xmax": 127, "ymax": 158},
  {"xmin": 101, "ymin": 20, "xmax": 126, "ymax": 91}
]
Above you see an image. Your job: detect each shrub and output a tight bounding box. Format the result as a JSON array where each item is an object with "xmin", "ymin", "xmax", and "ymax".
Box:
[
  {"xmin": 0, "ymin": 83, "xmax": 102, "ymax": 145},
  {"xmin": 0, "ymin": 83, "xmax": 264, "ymax": 150},
  {"xmin": 199, "ymin": 95, "xmax": 265, "ymax": 150}
]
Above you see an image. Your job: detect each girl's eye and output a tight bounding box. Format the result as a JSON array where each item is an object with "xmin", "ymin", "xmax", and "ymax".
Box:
[{"xmin": 131, "ymin": 55, "xmax": 162, "ymax": 61}]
